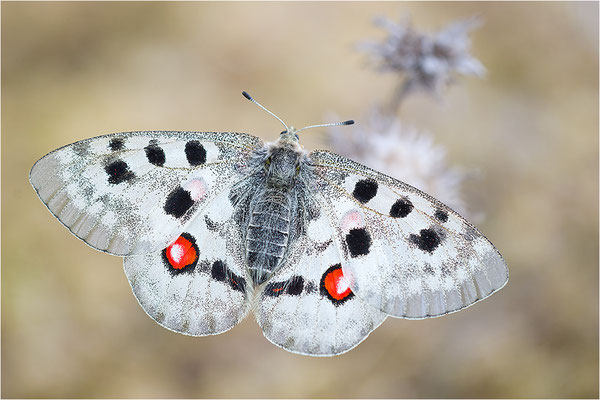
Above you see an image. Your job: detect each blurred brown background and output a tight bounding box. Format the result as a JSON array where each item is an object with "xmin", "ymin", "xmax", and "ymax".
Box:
[{"xmin": 2, "ymin": 2, "xmax": 598, "ymax": 398}]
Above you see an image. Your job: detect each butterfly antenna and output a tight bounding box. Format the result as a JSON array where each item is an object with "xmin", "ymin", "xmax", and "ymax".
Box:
[
  {"xmin": 295, "ymin": 119, "xmax": 354, "ymax": 135},
  {"xmin": 242, "ymin": 91, "xmax": 290, "ymax": 133}
]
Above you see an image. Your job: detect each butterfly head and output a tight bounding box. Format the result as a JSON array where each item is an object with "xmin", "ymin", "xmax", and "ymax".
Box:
[{"xmin": 278, "ymin": 127, "xmax": 300, "ymax": 143}]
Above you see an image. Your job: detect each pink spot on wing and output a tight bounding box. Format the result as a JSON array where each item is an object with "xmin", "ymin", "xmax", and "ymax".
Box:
[
  {"xmin": 186, "ymin": 179, "xmax": 207, "ymax": 201},
  {"xmin": 340, "ymin": 210, "xmax": 364, "ymax": 233}
]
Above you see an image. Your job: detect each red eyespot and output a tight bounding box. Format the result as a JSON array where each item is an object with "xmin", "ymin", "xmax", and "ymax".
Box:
[
  {"xmin": 164, "ymin": 234, "xmax": 198, "ymax": 270},
  {"xmin": 321, "ymin": 264, "xmax": 354, "ymax": 304}
]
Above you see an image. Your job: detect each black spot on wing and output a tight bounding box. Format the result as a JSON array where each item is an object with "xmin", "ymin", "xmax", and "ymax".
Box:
[
  {"xmin": 287, "ymin": 276, "xmax": 304, "ymax": 295},
  {"xmin": 264, "ymin": 276, "xmax": 305, "ymax": 297},
  {"xmin": 211, "ymin": 260, "xmax": 246, "ymax": 293},
  {"xmin": 145, "ymin": 143, "xmax": 166, "ymax": 166},
  {"xmin": 352, "ymin": 179, "xmax": 378, "ymax": 203},
  {"xmin": 185, "ymin": 141, "xmax": 207, "ymax": 166},
  {"xmin": 434, "ymin": 209, "xmax": 449, "ymax": 223},
  {"xmin": 345, "ymin": 228, "xmax": 371, "ymax": 257},
  {"xmin": 409, "ymin": 228, "xmax": 442, "ymax": 253},
  {"xmin": 105, "ymin": 160, "xmax": 135, "ymax": 184},
  {"xmin": 264, "ymin": 281, "xmax": 286, "ymax": 297},
  {"xmin": 228, "ymin": 272, "xmax": 246, "ymax": 293},
  {"xmin": 109, "ymin": 138, "xmax": 125, "ymax": 151},
  {"xmin": 211, "ymin": 260, "xmax": 227, "ymax": 281},
  {"xmin": 390, "ymin": 198, "xmax": 413, "ymax": 218},
  {"xmin": 164, "ymin": 186, "xmax": 194, "ymax": 218}
]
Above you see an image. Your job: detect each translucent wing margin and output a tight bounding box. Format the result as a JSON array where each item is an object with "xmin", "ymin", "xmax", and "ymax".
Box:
[
  {"xmin": 30, "ymin": 131, "xmax": 263, "ymax": 256},
  {"xmin": 308, "ymin": 150, "xmax": 508, "ymax": 319}
]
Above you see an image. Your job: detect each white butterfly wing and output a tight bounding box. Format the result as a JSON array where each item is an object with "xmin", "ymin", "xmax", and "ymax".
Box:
[
  {"xmin": 30, "ymin": 131, "xmax": 263, "ymax": 256},
  {"xmin": 254, "ymin": 205, "xmax": 387, "ymax": 356},
  {"xmin": 309, "ymin": 150, "xmax": 508, "ymax": 319},
  {"xmin": 123, "ymin": 187, "xmax": 252, "ymax": 336}
]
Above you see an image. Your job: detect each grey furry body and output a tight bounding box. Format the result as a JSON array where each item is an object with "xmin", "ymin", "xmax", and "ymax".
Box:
[{"xmin": 230, "ymin": 138, "xmax": 317, "ymax": 285}]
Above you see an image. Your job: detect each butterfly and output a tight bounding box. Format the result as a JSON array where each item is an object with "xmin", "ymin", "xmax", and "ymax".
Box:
[{"xmin": 29, "ymin": 91, "xmax": 508, "ymax": 356}]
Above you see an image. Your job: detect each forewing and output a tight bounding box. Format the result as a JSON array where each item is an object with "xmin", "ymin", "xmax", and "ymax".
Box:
[
  {"xmin": 30, "ymin": 131, "xmax": 262, "ymax": 256},
  {"xmin": 123, "ymin": 187, "xmax": 252, "ymax": 336},
  {"xmin": 309, "ymin": 150, "xmax": 508, "ymax": 319},
  {"xmin": 255, "ymin": 205, "xmax": 387, "ymax": 356}
]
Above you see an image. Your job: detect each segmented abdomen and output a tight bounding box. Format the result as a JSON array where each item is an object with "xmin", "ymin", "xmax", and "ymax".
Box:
[{"xmin": 246, "ymin": 190, "xmax": 292, "ymax": 284}]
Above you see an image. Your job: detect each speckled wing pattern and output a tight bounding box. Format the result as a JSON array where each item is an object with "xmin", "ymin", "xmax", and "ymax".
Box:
[
  {"xmin": 124, "ymin": 187, "xmax": 252, "ymax": 336},
  {"xmin": 29, "ymin": 131, "xmax": 263, "ymax": 256},
  {"xmin": 255, "ymin": 201, "xmax": 387, "ymax": 356},
  {"xmin": 308, "ymin": 150, "xmax": 509, "ymax": 319}
]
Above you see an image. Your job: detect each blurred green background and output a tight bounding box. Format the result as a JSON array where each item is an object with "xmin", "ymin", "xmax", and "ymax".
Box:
[{"xmin": 2, "ymin": 2, "xmax": 598, "ymax": 398}]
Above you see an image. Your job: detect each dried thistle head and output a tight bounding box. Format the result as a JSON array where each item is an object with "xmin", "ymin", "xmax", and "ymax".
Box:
[{"xmin": 361, "ymin": 16, "xmax": 486, "ymax": 98}]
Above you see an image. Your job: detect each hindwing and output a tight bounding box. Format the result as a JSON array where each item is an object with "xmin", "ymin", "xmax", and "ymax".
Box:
[
  {"xmin": 124, "ymin": 187, "xmax": 252, "ymax": 335},
  {"xmin": 255, "ymin": 198, "xmax": 387, "ymax": 356}
]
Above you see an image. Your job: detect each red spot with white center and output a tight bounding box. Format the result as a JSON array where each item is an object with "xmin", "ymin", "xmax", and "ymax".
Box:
[
  {"xmin": 340, "ymin": 210, "xmax": 364, "ymax": 234},
  {"xmin": 185, "ymin": 179, "xmax": 207, "ymax": 201},
  {"xmin": 321, "ymin": 264, "xmax": 354, "ymax": 304},
  {"xmin": 164, "ymin": 234, "xmax": 198, "ymax": 270}
]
